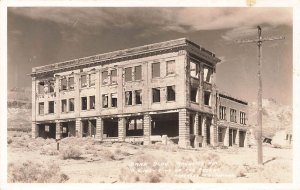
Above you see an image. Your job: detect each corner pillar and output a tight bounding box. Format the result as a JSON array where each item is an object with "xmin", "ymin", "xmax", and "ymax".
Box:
[
  {"xmin": 76, "ymin": 118, "xmax": 81, "ymax": 137},
  {"xmin": 178, "ymin": 109, "xmax": 191, "ymax": 148},
  {"xmin": 143, "ymin": 114, "xmax": 151, "ymax": 145},
  {"xmin": 56, "ymin": 121, "xmax": 62, "ymax": 140},
  {"xmin": 95, "ymin": 117, "xmax": 103, "ymax": 141},
  {"xmin": 32, "ymin": 122, "xmax": 38, "ymax": 138},
  {"xmin": 118, "ymin": 117, "xmax": 126, "ymax": 141}
]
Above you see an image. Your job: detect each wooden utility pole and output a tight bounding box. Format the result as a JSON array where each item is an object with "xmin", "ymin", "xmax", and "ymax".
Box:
[{"xmin": 237, "ymin": 26, "xmax": 284, "ymax": 165}]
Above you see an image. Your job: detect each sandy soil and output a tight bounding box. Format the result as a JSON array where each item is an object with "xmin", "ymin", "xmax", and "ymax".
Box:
[{"xmin": 7, "ymin": 131, "xmax": 292, "ymax": 183}]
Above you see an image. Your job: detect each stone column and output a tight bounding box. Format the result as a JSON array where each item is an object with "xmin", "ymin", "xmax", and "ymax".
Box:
[
  {"xmin": 210, "ymin": 118, "xmax": 218, "ymax": 146},
  {"xmin": 118, "ymin": 117, "xmax": 126, "ymax": 141},
  {"xmin": 75, "ymin": 118, "xmax": 81, "ymax": 137},
  {"xmin": 236, "ymin": 129, "xmax": 240, "ymax": 147},
  {"xmin": 178, "ymin": 109, "xmax": 190, "ymax": 148},
  {"xmin": 56, "ymin": 121, "xmax": 62, "ymax": 140},
  {"xmin": 193, "ymin": 112, "xmax": 199, "ymax": 148},
  {"xmin": 32, "ymin": 122, "xmax": 38, "ymax": 138},
  {"xmin": 95, "ymin": 117, "xmax": 103, "ymax": 141},
  {"xmin": 143, "ymin": 114, "xmax": 151, "ymax": 145},
  {"xmin": 224, "ymin": 127, "xmax": 229, "ymax": 146},
  {"xmin": 202, "ymin": 116, "xmax": 207, "ymax": 147}
]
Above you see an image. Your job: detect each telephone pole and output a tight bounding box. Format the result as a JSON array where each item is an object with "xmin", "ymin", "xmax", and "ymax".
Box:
[{"xmin": 237, "ymin": 26, "xmax": 284, "ymax": 165}]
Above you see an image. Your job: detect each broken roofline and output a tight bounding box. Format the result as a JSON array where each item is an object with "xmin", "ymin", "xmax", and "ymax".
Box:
[{"xmin": 30, "ymin": 38, "xmax": 221, "ymax": 76}]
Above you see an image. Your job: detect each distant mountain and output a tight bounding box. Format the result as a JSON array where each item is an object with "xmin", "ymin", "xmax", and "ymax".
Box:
[
  {"xmin": 248, "ymin": 98, "xmax": 292, "ymax": 138},
  {"xmin": 7, "ymin": 87, "xmax": 32, "ymax": 109}
]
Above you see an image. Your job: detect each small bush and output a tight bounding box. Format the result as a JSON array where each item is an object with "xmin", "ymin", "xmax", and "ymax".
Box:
[
  {"xmin": 8, "ymin": 161, "xmax": 69, "ymax": 183},
  {"xmin": 7, "ymin": 138, "xmax": 13, "ymax": 144},
  {"xmin": 272, "ymin": 143, "xmax": 282, "ymax": 149},
  {"xmin": 60, "ymin": 146, "xmax": 82, "ymax": 160}
]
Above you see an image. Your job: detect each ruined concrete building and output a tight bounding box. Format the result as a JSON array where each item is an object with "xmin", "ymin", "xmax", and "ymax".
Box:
[{"xmin": 30, "ymin": 38, "xmax": 248, "ymax": 148}]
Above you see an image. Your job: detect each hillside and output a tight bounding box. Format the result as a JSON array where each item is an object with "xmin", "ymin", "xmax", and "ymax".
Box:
[{"xmin": 248, "ymin": 98, "xmax": 292, "ymax": 138}]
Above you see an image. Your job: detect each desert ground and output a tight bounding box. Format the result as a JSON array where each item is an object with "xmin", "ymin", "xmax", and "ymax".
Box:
[{"xmin": 7, "ymin": 131, "xmax": 292, "ymax": 183}]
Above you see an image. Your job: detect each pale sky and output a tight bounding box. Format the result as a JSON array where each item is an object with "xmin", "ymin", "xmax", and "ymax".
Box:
[{"xmin": 7, "ymin": 7, "xmax": 293, "ymax": 105}]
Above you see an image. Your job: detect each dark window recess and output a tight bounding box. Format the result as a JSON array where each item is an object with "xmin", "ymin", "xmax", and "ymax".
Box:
[
  {"xmin": 61, "ymin": 99, "xmax": 67, "ymax": 112},
  {"xmin": 90, "ymin": 96, "xmax": 95, "ymax": 109},
  {"xmin": 39, "ymin": 102, "xmax": 44, "ymax": 115},
  {"xmin": 152, "ymin": 62, "xmax": 160, "ymax": 78},
  {"xmin": 68, "ymin": 77, "xmax": 74, "ymax": 90},
  {"xmin": 81, "ymin": 75, "xmax": 87, "ymax": 88},
  {"xmin": 219, "ymin": 106, "xmax": 226, "ymax": 120},
  {"xmin": 152, "ymin": 88, "xmax": 160, "ymax": 103},
  {"xmin": 102, "ymin": 71, "xmax": 108, "ymax": 85},
  {"xmin": 230, "ymin": 109, "xmax": 237, "ymax": 122},
  {"xmin": 135, "ymin": 90, "xmax": 142, "ymax": 104},
  {"xmin": 190, "ymin": 61, "xmax": 199, "ymax": 78},
  {"xmin": 48, "ymin": 101, "xmax": 54, "ymax": 114},
  {"xmin": 125, "ymin": 67, "xmax": 132, "ymax": 82},
  {"xmin": 134, "ymin": 66, "xmax": 142, "ymax": 80},
  {"xmin": 111, "ymin": 70, "xmax": 117, "ymax": 84},
  {"xmin": 89, "ymin": 73, "xmax": 95, "ymax": 86},
  {"xmin": 166, "ymin": 60, "xmax": 175, "ymax": 75},
  {"xmin": 102, "ymin": 94, "xmax": 108, "ymax": 108},
  {"xmin": 61, "ymin": 78, "xmax": 67, "ymax": 90},
  {"xmin": 190, "ymin": 87, "xmax": 198, "ymax": 102},
  {"xmin": 111, "ymin": 93, "xmax": 117, "ymax": 107},
  {"xmin": 69, "ymin": 98, "xmax": 74, "ymax": 112},
  {"xmin": 204, "ymin": 67, "xmax": 212, "ymax": 83},
  {"xmin": 204, "ymin": 91, "xmax": 211, "ymax": 106},
  {"xmin": 125, "ymin": 91, "xmax": 132, "ymax": 105},
  {"xmin": 38, "ymin": 82, "xmax": 45, "ymax": 94},
  {"xmin": 167, "ymin": 86, "xmax": 176, "ymax": 101},
  {"xmin": 81, "ymin": 97, "xmax": 87, "ymax": 110},
  {"xmin": 49, "ymin": 81, "xmax": 55, "ymax": 93}
]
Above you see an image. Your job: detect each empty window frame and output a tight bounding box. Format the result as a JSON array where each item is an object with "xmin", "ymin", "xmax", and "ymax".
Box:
[
  {"xmin": 48, "ymin": 101, "xmax": 54, "ymax": 114},
  {"xmin": 68, "ymin": 77, "xmax": 74, "ymax": 90},
  {"xmin": 190, "ymin": 61, "xmax": 199, "ymax": 78},
  {"xmin": 152, "ymin": 62, "xmax": 160, "ymax": 78},
  {"xmin": 134, "ymin": 65, "xmax": 142, "ymax": 80},
  {"xmin": 204, "ymin": 67, "xmax": 212, "ymax": 83},
  {"xmin": 81, "ymin": 97, "xmax": 87, "ymax": 110},
  {"xmin": 69, "ymin": 98, "xmax": 75, "ymax": 112},
  {"xmin": 81, "ymin": 75, "xmax": 87, "ymax": 88},
  {"xmin": 230, "ymin": 109, "xmax": 237, "ymax": 122},
  {"xmin": 135, "ymin": 90, "xmax": 142, "ymax": 105},
  {"xmin": 190, "ymin": 86, "xmax": 198, "ymax": 103},
  {"xmin": 102, "ymin": 71, "xmax": 109, "ymax": 85},
  {"xmin": 152, "ymin": 88, "xmax": 160, "ymax": 103},
  {"xmin": 125, "ymin": 67, "xmax": 132, "ymax": 82},
  {"xmin": 89, "ymin": 73, "xmax": 95, "ymax": 86},
  {"xmin": 125, "ymin": 91, "xmax": 132, "ymax": 105},
  {"xmin": 38, "ymin": 102, "xmax": 44, "ymax": 115},
  {"xmin": 61, "ymin": 99, "xmax": 67, "ymax": 113},
  {"xmin": 166, "ymin": 60, "xmax": 175, "ymax": 75},
  {"xmin": 204, "ymin": 91, "xmax": 211, "ymax": 106},
  {"xmin": 167, "ymin": 86, "xmax": 176, "ymax": 101},
  {"xmin": 219, "ymin": 106, "xmax": 226, "ymax": 120},
  {"xmin": 111, "ymin": 93, "xmax": 117, "ymax": 107},
  {"xmin": 240, "ymin": 112, "xmax": 246, "ymax": 124},
  {"xmin": 48, "ymin": 81, "xmax": 55, "ymax": 93},
  {"xmin": 111, "ymin": 69, "xmax": 117, "ymax": 84},
  {"xmin": 38, "ymin": 82, "xmax": 45, "ymax": 94},
  {"xmin": 60, "ymin": 78, "xmax": 67, "ymax": 90},
  {"xmin": 102, "ymin": 94, "xmax": 108, "ymax": 108},
  {"xmin": 90, "ymin": 96, "xmax": 95, "ymax": 110}
]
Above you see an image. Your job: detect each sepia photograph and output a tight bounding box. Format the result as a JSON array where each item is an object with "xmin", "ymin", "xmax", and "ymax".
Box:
[{"xmin": 6, "ymin": 6, "xmax": 293, "ymax": 185}]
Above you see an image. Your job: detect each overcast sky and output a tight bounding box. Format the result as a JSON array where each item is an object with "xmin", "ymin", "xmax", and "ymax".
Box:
[{"xmin": 7, "ymin": 7, "xmax": 293, "ymax": 105}]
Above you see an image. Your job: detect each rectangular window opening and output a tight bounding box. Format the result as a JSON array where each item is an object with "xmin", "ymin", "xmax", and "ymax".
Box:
[
  {"xmin": 89, "ymin": 73, "xmax": 95, "ymax": 86},
  {"xmin": 90, "ymin": 96, "xmax": 95, "ymax": 110},
  {"xmin": 204, "ymin": 67, "xmax": 212, "ymax": 83},
  {"xmin": 204, "ymin": 91, "xmax": 211, "ymax": 106},
  {"xmin": 134, "ymin": 66, "xmax": 142, "ymax": 80},
  {"xmin": 111, "ymin": 93, "xmax": 117, "ymax": 107},
  {"xmin": 61, "ymin": 99, "xmax": 67, "ymax": 113},
  {"xmin": 49, "ymin": 81, "xmax": 55, "ymax": 93},
  {"xmin": 166, "ymin": 60, "xmax": 175, "ymax": 75},
  {"xmin": 125, "ymin": 67, "xmax": 132, "ymax": 82},
  {"xmin": 69, "ymin": 98, "xmax": 74, "ymax": 112},
  {"xmin": 152, "ymin": 62, "xmax": 160, "ymax": 78},
  {"xmin": 81, "ymin": 75, "xmax": 87, "ymax": 88},
  {"xmin": 125, "ymin": 91, "xmax": 132, "ymax": 105},
  {"xmin": 230, "ymin": 109, "xmax": 237, "ymax": 123},
  {"xmin": 152, "ymin": 88, "xmax": 160, "ymax": 103},
  {"xmin": 167, "ymin": 86, "xmax": 176, "ymax": 101},
  {"xmin": 81, "ymin": 97, "xmax": 87, "ymax": 110},
  {"xmin": 61, "ymin": 78, "xmax": 67, "ymax": 90},
  {"xmin": 38, "ymin": 82, "xmax": 45, "ymax": 94},
  {"xmin": 135, "ymin": 90, "xmax": 142, "ymax": 105},
  {"xmin": 190, "ymin": 61, "xmax": 199, "ymax": 78},
  {"xmin": 111, "ymin": 70, "xmax": 117, "ymax": 84},
  {"xmin": 48, "ymin": 101, "xmax": 54, "ymax": 114},
  {"xmin": 68, "ymin": 77, "xmax": 74, "ymax": 90},
  {"xmin": 102, "ymin": 94, "xmax": 108, "ymax": 108},
  {"xmin": 102, "ymin": 71, "xmax": 108, "ymax": 85},
  {"xmin": 190, "ymin": 87, "xmax": 198, "ymax": 103},
  {"xmin": 39, "ymin": 102, "xmax": 44, "ymax": 115},
  {"xmin": 219, "ymin": 106, "xmax": 226, "ymax": 120}
]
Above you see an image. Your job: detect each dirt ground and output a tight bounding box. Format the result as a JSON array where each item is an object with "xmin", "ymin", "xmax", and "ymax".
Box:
[{"xmin": 7, "ymin": 131, "xmax": 292, "ymax": 183}]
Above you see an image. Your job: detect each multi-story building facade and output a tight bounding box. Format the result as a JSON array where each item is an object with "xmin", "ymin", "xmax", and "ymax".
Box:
[{"xmin": 30, "ymin": 38, "xmax": 248, "ymax": 148}]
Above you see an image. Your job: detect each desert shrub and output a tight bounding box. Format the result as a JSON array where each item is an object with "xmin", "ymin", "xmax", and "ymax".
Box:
[
  {"xmin": 8, "ymin": 161, "xmax": 69, "ymax": 183},
  {"xmin": 60, "ymin": 146, "xmax": 82, "ymax": 160},
  {"xmin": 272, "ymin": 143, "xmax": 282, "ymax": 149},
  {"xmin": 40, "ymin": 145, "xmax": 59, "ymax": 156},
  {"xmin": 7, "ymin": 138, "xmax": 13, "ymax": 144}
]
